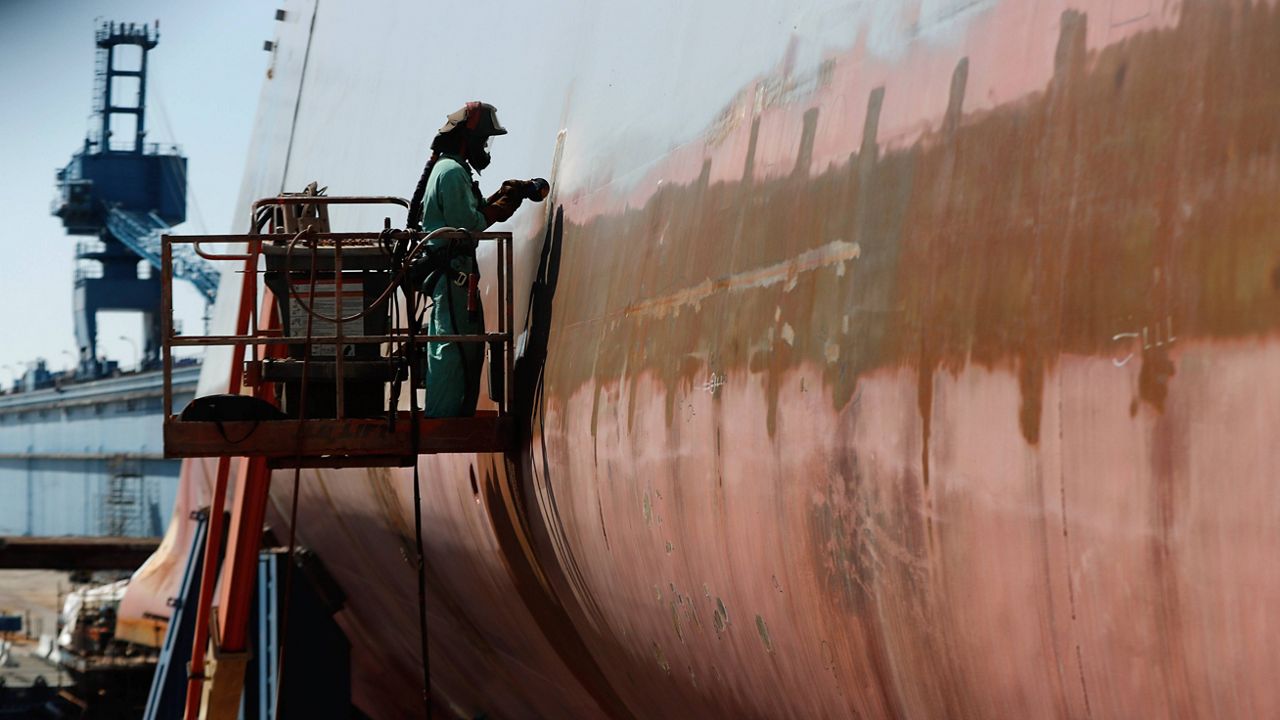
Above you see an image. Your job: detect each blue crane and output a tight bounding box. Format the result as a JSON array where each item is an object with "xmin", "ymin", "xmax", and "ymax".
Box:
[{"xmin": 52, "ymin": 21, "xmax": 220, "ymax": 378}]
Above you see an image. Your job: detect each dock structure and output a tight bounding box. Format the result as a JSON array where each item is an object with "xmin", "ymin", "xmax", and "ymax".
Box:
[{"xmin": 0, "ymin": 365, "xmax": 198, "ymax": 538}]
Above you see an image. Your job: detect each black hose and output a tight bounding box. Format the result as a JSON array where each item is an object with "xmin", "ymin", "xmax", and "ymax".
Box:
[
  {"xmin": 406, "ymin": 152, "xmax": 440, "ymax": 230},
  {"xmin": 405, "ymin": 281, "xmax": 432, "ymax": 717}
]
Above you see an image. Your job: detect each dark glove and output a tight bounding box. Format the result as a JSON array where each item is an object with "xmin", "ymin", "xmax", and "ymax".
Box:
[
  {"xmin": 491, "ymin": 179, "xmax": 549, "ymax": 204},
  {"xmin": 481, "ymin": 185, "xmax": 524, "ymax": 227},
  {"xmin": 499, "ymin": 179, "xmax": 534, "ymax": 198}
]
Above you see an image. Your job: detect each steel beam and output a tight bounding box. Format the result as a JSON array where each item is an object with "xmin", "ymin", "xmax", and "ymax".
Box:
[
  {"xmin": 164, "ymin": 413, "xmax": 509, "ymax": 461},
  {"xmin": 0, "ymin": 536, "xmax": 160, "ymax": 570}
]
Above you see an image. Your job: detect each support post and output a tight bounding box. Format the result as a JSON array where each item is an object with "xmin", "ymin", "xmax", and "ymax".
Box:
[
  {"xmin": 193, "ymin": 454, "xmax": 271, "ymax": 720},
  {"xmin": 162, "ymin": 235, "xmax": 173, "ymax": 417},
  {"xmin": 215, "ymin": 455, "xmax": 272, "ymax": 653},
  {"xmin": 198, "ymin": 615, "xmax": 251, "ymax": 720},
  {"xmin": 334, "ymin": 236, "xmax": 345, "ymax": 419},
  {"xmin": 182, "ymin": 248, "xmax": 260, "ymax": 720}
]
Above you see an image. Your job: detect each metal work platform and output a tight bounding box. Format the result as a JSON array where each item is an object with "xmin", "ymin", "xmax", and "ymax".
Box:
[{"xmin": 160, "ymin": 194, "xmax": 516, "ymax": 468}]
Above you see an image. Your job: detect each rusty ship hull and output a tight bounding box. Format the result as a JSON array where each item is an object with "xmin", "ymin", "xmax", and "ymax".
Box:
[{"xmin": 121, "ymin": 1, "xmax": 1280, "ymax": 717}]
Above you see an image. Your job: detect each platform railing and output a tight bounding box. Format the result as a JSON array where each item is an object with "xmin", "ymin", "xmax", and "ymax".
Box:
[{"xmin": 159, "ymin": 202, "xmax": 515, "ymax": 464}]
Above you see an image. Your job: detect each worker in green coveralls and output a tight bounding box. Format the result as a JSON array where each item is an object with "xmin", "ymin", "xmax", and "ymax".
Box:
[{"xmin": 405, "ymin": 102, "xmax": 526, "ymax": 417}]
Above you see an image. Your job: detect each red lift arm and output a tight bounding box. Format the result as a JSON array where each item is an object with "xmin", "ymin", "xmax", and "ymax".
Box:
[{"xmin": 164, "ymin": 193, "xmax": 515, "ymax": 719}]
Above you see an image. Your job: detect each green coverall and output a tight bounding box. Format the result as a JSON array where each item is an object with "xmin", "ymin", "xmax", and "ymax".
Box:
[{"xmin": 419, "ymin": 154, "xmax": 487, "ymax": 417}]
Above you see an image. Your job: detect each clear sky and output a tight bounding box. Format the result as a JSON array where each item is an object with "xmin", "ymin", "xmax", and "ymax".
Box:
[{"xmin": 0, "ymin": 0, "xmax": 268, "ymax": 383}]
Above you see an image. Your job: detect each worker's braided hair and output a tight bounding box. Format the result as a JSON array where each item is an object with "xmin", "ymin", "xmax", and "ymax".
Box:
[{"xmin": 406, "ymin": 128, "xmax": 484, "ymax": 230}]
